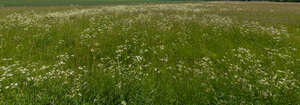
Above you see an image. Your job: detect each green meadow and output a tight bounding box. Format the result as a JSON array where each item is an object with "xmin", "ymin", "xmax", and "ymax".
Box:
[
  {"xmin": 0, "ymin": 0, "xmax": 175, "ymax": 6},
  {"xmin": 0, "ymin": 2, "xmax": 299, "ymax": 105}
]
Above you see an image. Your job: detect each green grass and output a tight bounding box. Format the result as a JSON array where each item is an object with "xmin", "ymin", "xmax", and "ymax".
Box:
[
  {"xmin": 0, "ymin": 2, "xmax": 300, "ymax": 105},
  {"xmin": 0, "ymin": 0, "xmax": 142, "ymax": 6},
  {"xmin": 0, "ymin": 0, "xmax": 194, "ymax": 6}
]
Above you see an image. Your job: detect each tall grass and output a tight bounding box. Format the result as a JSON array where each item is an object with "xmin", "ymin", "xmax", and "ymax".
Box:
[
  {"xmin": 0, "ymin": 0, "xmax": 191, "ymax": 6},
  {"xmin": 0, "ymin": 2, "xmax": 299, "ymax": 105}
]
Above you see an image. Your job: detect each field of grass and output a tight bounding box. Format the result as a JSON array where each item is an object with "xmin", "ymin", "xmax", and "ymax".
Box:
[
  {"xmin": 0, "ymin": 0, "xmax": 183, "ymax": 6},
  {"xmin": 0, "ymin": 2, "xmax": 300, "ymax": 105}
]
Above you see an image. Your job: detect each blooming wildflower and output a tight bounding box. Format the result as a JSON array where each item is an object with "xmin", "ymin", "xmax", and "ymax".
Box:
[{"xmin": 121, "ymin": 101, "xmax": 127, "ymax": 105}]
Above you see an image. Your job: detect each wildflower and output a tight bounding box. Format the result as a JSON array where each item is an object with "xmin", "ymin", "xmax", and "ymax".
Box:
[
  {"xmin": 121, "ymin": 101, "xmax": 127, "ymax": 105},
  {"xmin": 135, "ymin": 56, "xmax": 143, "ymax": 62}
]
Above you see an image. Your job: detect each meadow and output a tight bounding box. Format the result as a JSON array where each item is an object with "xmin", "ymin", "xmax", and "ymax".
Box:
[
  {"xmin": 0, "ymin": 0, "xmax": 174, "ymax": 6},
  {"xmin": 0, "ymin": 2, "xmax": 300, "ymax": 105}
]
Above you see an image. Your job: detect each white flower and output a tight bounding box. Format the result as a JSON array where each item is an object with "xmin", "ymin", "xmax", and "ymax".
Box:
[
  {"xmin": 121, "ymin": 101, "xmax": 127, "ymax": 105},
  {"xmin": 135, "ymin": 56, "xmax": 143, "ymax": 62},
  {"xmin": 90, "ymin": 48, "xmax": 95, "ymax": 52}
]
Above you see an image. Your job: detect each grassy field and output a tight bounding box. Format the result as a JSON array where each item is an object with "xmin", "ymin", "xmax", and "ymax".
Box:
[
  {"xmin": 0, "ymin": 0, "xmax": 179, "ymax": 6},
  {"xmin": 0, "ymin": 2, "xmax": 300, "ymax": 105}
]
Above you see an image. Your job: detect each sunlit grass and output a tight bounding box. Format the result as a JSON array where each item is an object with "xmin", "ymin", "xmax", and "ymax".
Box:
[{"xmin": 0, "ymin": 2, "xmax": 299, "ymax": 105}]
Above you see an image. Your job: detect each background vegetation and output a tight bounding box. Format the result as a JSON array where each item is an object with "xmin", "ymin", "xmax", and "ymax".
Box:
[{"xmin": 0, "ymin": 0, "xmax": 299, "ymax": 6}]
